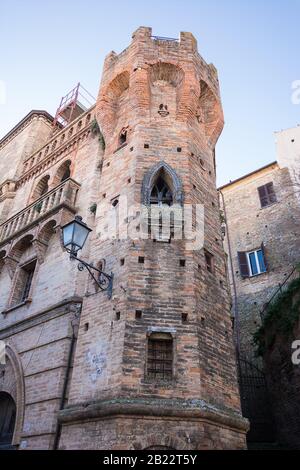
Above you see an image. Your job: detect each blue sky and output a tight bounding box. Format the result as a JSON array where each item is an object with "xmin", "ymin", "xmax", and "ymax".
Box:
[{"xmin": 1, "ymin": 0, "xmax": 300, "ymax": 185}]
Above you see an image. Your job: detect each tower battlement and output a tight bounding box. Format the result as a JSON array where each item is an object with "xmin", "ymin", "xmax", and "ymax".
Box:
[{"xmin": 96, "ymin": 26, "xmax": 223, "ymax": 155}]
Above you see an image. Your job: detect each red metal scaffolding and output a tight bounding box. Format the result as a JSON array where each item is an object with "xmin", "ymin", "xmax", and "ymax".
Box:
[{"xmin": 52, "ymin": 83, "xmax": 95, "ymax": 129}]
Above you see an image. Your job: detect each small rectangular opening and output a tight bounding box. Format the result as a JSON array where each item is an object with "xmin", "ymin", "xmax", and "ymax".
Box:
[
  {"xmin": 179, "ymin": 259, "xmax": 185, "ymax": 267},
  {"xmin": 135, "ymin": 310, "xmax": 142, "ymax": 319},
  {"xmin": 182, "ymin": 313, "xmax": 188, "ymax": 323},
  {"xmin": 138, "ymin": 256, "xmax": 145, "ymax": 264},
  {"xmin": 204, "ymin": 250, "xmax": 214, "ymax": 274}
]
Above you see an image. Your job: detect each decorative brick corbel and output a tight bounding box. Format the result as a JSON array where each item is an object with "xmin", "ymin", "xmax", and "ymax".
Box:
[{"xmin": 32, "ymin": 238, "xmax": 48, "ymax": 265}]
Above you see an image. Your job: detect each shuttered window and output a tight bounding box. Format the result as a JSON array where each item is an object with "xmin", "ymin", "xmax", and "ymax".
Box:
[
  {"xmin": 258, "ymin": 182, "xmax": 277, "ymax": 208},
  {"xmin": 238, "ymin": 244, "xmax": 267, "ymax": 277}
]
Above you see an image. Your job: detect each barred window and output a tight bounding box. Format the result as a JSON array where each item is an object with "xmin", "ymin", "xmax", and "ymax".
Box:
[{"xmin": 147, "ymin": 333, "xmax": 173, "ymax": 380}]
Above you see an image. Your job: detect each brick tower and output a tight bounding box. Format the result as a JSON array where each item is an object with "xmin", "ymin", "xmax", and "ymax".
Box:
[{"xmin": 58, "ymin": 27, "xmax": 248, "ymax": 449}]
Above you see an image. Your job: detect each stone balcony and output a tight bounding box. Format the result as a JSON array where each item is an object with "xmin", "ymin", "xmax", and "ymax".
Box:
[{"xmin": 0, "ymin": 178, "xmax": 80, "ymax": 246}]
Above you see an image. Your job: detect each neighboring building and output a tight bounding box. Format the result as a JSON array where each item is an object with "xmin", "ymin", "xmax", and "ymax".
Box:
[
  {"xmin": 0, "ymin": 28, "xmax": 247, "ymax": 450},
  {"xmin": 219, "ymin": 125, "xmax": 300, "ymax": 445},
  {"xmin": 220, "ymin": 126, "xmax": 300, "ymax": 359}
]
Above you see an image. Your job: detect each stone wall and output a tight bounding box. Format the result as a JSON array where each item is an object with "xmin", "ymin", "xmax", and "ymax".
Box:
[{"xmin": 262, "ymin": 303, "xmax": 300, "ymax": 448}]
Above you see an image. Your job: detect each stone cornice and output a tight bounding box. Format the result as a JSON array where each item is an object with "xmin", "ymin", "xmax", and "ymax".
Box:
[
  {"xmin": 58, "ymin": 397, "xmax": 249, "ymax": 433},
  {"xmin": 0, "ymin": 111, "xmax": 54, "ymax": 151},
  {"xmin": 0, "ymin": 296, "xmax": 83, "ymax": 338}
]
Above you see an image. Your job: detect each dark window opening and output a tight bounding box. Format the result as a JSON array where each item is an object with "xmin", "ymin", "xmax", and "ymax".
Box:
[
  {"xmin": 138, "ymin": 256, "xmax": 145, "ymax": 264},
  {"xmin": 60, "ymin": 164, "xmax": 71, "ymax": 182},
  {"xmin": 119, "ymin": 128, "xmax": 127, "ymax": 146},
  {"xmin": 147, "ymin": 333, "xmax": 173, "ymax": 381},
  {"xmin": 182, "ymin": 313, "xmax": 188, "ymax": 322},
  {"xmin": 135, "ymin": 310, "xmax": 142, "ymax": 319},
  {"xmin": 179, "ymin": 259, "xmax": 185, "ymax": 267},
  {"xmin": 0, "ymin": 392, "xmax": 16, "ymax": 445},
  {"xmin": 16, "ymin": 259, "xmax": 37, "ymax": 304},
  {"xmin": 204, "ymin": 250, "xmax": 214, "ymax": 273},
  {"xmin": 150, "ymin": 176, "xmax": 173, "ymax": 206}
]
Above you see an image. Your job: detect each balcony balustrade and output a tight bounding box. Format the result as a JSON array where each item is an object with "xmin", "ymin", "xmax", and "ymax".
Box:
[{"xmin": 0, "ymin": 178, "xmax": 80, "ymax": 245}]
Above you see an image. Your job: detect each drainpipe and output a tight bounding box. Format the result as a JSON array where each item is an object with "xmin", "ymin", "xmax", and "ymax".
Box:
[
  {"xmin": 219, "ymin": 189, "xmax": 240, "ymax": 355},
  {"xmin": 53, "ymin": 305, "xmax": 81, "ymax": 450}
]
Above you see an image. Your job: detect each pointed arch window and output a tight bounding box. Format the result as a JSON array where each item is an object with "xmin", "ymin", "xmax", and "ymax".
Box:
[{"xmin": 150, "ymin": 176, "xmax": 173, "ymax": 206}]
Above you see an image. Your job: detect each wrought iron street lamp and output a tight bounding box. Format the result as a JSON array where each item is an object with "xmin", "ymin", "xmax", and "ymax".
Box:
[{"xmin": 61, "ymin": 216, "xmax": 113, "ymax": 298}]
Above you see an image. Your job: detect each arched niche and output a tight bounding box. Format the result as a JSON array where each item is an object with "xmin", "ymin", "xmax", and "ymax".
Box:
[
  {"xmin": 149, "ymin": 62, "xmax": 184, "ymax": 118},
  {"xmin": 0, "ymin": 392, "xmax": 16, "ymax": 446},
  {"xmin": 0, "ymin": 343, "xmax": 25, "ymax": 447},
  {"xmin": 97, "ymin": 70, "xmax": 130, "ymax": 142},
  {"xmin": 197, "ymin": 80, "xmax": 223, "ymax": 144}
]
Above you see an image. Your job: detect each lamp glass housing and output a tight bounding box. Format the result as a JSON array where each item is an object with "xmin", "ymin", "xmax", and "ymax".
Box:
[{"xmin": 62, "ymin": 217, "xmax": 91, "ymax": 254}]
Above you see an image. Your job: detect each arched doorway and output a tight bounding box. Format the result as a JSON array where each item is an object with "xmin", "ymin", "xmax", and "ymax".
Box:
[{"xmin": 0, "ymin": 392, "xmax": 16, "ymax": 447}]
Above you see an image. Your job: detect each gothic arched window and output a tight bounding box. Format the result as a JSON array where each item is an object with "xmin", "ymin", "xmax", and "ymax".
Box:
[
  {"xmin": 0, "ymin": 392, "xmax": 16, "ymax": 446},
  {"xmin": 150, "ymin": 176, "xmax": 173, "ymax": 206}
]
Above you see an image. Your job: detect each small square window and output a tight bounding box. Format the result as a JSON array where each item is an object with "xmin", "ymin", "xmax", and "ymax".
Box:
[
  {"xmin": 182, "ymin": 313, "xmax": 188, "ymax": 322},
  {"xmin": 135, "ymin": 310, "xmax": 142, "ymax": 319},
  {"xmin": 179, "ymin": 259, "xmax": 185, "ymax": 267},
  {"xmin": 138, "ymin": 256, "xmax": 145, "ymax": 264}
]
